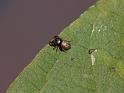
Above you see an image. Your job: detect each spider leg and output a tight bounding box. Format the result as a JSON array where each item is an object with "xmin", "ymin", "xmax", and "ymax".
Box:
[
  {"xmin": 53, "ymin": 47, "xmax": 56, "ymax": 50},
  {"xmin": 62, "ymin": 49, "xmax": 67, "ymax": 53},
  {"xmin": 59, "ymin": 45, "xmax": 63, "ymax": 52},
  {"xmin": 59, "ymin": 45, "xmax": 67, "ymax": 53},
  {"xmin": 56, "ymin": 47, "xmax": 58, "ymax": 52}
]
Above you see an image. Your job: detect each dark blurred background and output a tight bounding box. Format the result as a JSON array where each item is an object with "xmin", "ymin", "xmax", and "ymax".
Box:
[{"xmin": 0, "ymin": 0, "xmax": 97, "ymax": 93}]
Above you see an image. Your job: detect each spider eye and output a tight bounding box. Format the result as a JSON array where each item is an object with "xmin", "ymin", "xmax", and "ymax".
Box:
[{"xmin": 56, "ymin": 39, "xmax": 61, "ymax": 44}]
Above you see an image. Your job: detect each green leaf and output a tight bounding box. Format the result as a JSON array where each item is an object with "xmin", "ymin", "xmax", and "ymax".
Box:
[{"xmin": 6, "ymin": 0, "xmax": 124, "ymax": 93}]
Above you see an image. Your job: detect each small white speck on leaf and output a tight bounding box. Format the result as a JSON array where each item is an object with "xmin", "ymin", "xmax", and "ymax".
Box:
[
  {"xmin": 91, "ymin": 25, "xmax": 95, "ymax": 36},
  {"xmin": 90, "ymin": 49, "xmax": 97, "ymax": 65}
]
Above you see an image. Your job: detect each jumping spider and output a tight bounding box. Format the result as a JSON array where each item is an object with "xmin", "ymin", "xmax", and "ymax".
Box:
[{"xmin": 49, "ymin": 36, "xmax": 71, "ymax": 52}]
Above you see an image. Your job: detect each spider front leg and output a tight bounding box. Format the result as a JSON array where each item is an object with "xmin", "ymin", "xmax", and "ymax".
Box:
[
  {"xmin": 55, "ymin": 47, "xmax": 58, "ymax": 52},
  {"xmin": 53, "ymin": 46, "xmax": 58, "ymax": 52}
]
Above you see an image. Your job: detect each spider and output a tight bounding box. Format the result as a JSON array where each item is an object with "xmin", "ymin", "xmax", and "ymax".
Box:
[{"xmin": 49, "ymin": 36, "xmax": 71, "ymax": 52}]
